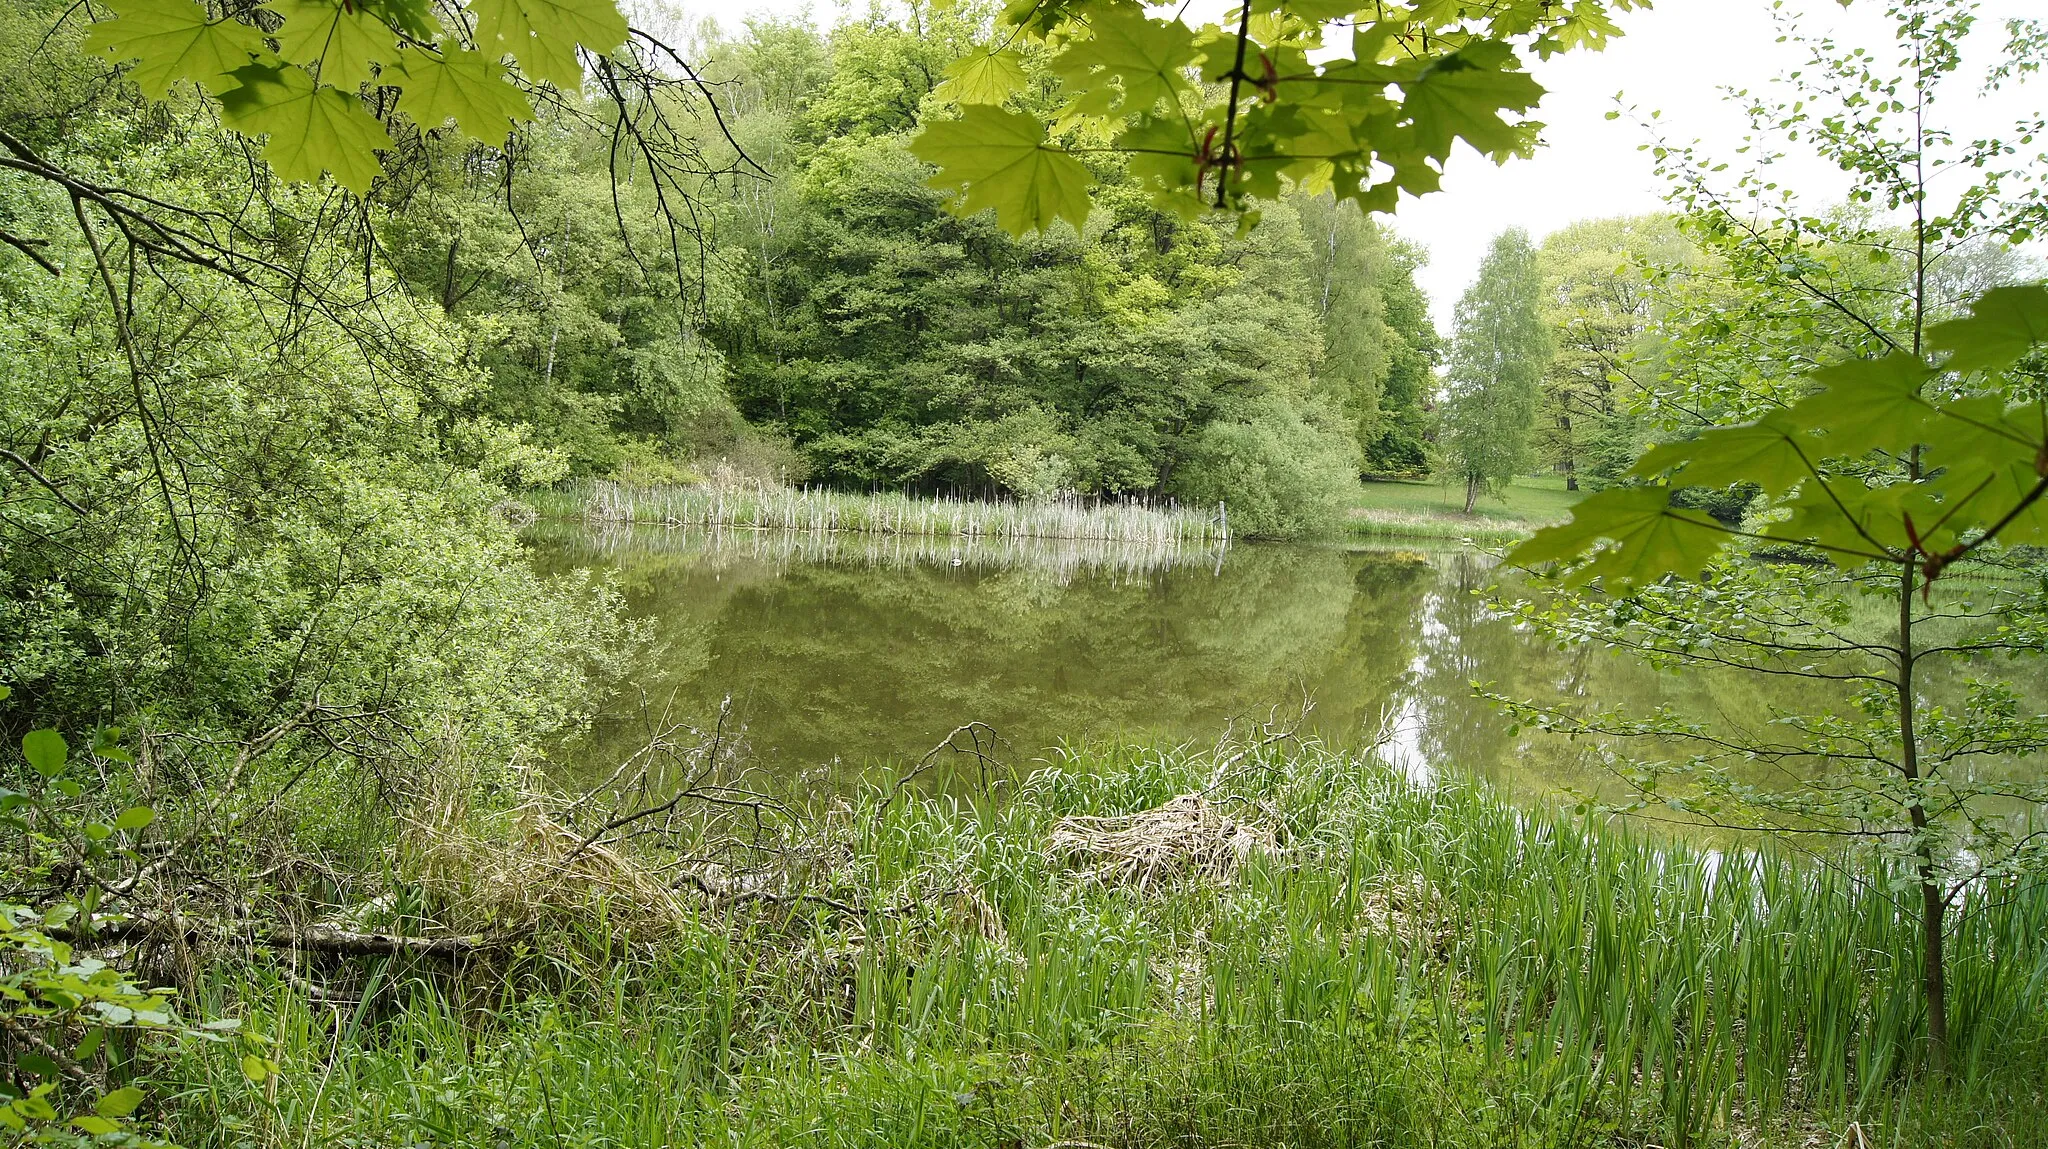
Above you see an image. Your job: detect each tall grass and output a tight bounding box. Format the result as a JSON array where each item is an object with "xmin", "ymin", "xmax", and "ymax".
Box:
[
  {"xmin": 160, "ymin": 740, "xmax": 2048, "ymax": 1147},
  {"xmin": 555, "ymin": 478, "xmax": 1229, "ymax": 545},
  {"xmin": 1346, "ymin": 507, "xmax": 1533, "ymax": 546}
]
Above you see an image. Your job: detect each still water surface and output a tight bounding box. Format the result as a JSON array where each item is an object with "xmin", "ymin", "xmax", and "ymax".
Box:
[{"xmin": 531, "ymin": 523, "xmax": 1787, "ymax": 806}]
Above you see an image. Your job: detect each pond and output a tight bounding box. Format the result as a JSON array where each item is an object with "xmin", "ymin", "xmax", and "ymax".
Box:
[{"xmin": 530, "ymin": 522, "xmax": 1823, "ymax": 809}]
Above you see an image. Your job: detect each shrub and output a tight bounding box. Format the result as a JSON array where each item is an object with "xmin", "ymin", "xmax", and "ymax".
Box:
[{"xmin": 1169, "ymin": 396, "xmax": 1359, "ymax": 538}]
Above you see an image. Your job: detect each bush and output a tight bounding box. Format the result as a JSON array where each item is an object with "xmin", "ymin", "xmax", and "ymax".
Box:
[{"xmin": 1169, "ymin": 396, "xmax": 1359, "ymax": 539}]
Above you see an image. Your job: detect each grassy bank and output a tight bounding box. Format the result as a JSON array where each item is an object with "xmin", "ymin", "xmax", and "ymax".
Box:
[
  {"xmin": 534, "ymin": 479, "xmax": 1229, "ymax": 545},
  {"xmin": 157, "ymin": 739, "xmax": 2048, "ymax": 1147},
  {"xmin": 1349, "ymin": 475, "xmax": 1583, "ymax": 544}
]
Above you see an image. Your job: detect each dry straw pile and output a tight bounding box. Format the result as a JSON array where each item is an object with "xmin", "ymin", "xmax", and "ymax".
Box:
[{"xmin": 1047, "ymin": 793, "xmax": 1276, "ymax": 889}]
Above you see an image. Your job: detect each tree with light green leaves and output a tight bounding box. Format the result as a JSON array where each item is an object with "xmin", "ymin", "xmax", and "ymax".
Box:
[
  {"xmin": 1294, "ymin": 192, "xmax": 1442, "ymax": 473},
  {"xmin": 1503, "ymin": 0, "xmax": 2048, "ymax": 1077},
  {"xmin": 1534, "ymin": 214, "xmax": 1689, "ymax": 490},
  {"xmin": 1439, "ymin": 227, "xmax": 1549, "ymax": 512}
]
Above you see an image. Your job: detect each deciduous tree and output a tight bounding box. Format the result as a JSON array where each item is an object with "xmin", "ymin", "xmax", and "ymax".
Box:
[{"xmin": 1440, "ymin": 228, "xmax": 1550, "ymax": 511}]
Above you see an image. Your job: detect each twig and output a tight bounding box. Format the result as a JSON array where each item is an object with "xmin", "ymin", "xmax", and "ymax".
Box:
[{"xmin": 887, "ymin": 722, "xmax": 1009, "ymax": 805}]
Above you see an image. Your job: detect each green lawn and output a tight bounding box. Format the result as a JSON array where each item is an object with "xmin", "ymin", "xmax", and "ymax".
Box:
[{"xmin": 1348, "ymin": 475, "xmax": 1584, "ymax": 543}]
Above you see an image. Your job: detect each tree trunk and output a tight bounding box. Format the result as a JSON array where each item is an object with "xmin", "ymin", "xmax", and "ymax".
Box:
[
  {"xmin": 1560, "ymin": 412, "xmax": 1578, "ymax": 490},
  {"xmin": 1897, "ymin": 557, "xmax": 1949, "ymax": 1074},
  {"xmin": 1463, "ymin": 474, "xmax": 1478, "ymax": 514},
  {"xmin": 1919, "ymin": 866, "xmax": 1949, "ymax": 1075}
]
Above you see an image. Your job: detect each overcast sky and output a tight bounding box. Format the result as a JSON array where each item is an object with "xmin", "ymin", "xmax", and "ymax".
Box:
[{"xmin": 677, "ymin": 0, "xmax": 2042, "ymax": 329}]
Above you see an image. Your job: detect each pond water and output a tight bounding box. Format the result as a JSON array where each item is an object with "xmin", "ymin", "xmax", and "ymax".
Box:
[{"xmin": 530, "ymin": 523, "xmax": 1818, "ymax": 808}]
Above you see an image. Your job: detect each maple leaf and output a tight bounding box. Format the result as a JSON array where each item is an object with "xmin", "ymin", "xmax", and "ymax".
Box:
[
  {"xmin": 936, "ymin": 49, "xmax": 1030, "ymax": 105},
  {"xmin": 356, "ymin": 0, "xmax": 438, "ymax": 41},
  {"xmin": 1763, "ymin": 481, "xmax": 1923, "ymax": 560},
  {"xmin": 910, "ymin": 106, "xmax": 1092, "ymax": 235},
  {"xmin": 1927, "ymin": 283, "xmax": 2048, "ymax": 374},
  {"xmin": 1399, "ymin": 42, "xmax": 1543, "ymax": 162},
  {"xmin": 83, "ymin": 0, "xmax": 264, "ymax": 97},
  {"xmin": 1921, "ymin": 395, "xmax": 2040, "ymax": 491},
  {"xmin": 219, "ymin": 64, "xmax": 392, "ymax": 193},
  {"xmin": 470, "ymin": 0, "xmax": 628, "ymax": 90},
  {"xmin": 262, "ymin": 0, "xmax": 397, "ymax": 90},
  {"xmin": 1051, "ymin": 8, "xmax": 1197, "ymax": 113},
  {"xmin": 392, "ymin": 48, "xmax": 535, "ymax": 140},
  {"xmin": 1783, "ymin": 352, "xmax": 1933, "ymax": 457},
  {"xmin": 1508, "ymin": 486, "xmax": 1731, "ymax": 589},
  {"xmin": 1631, "ymin": 412, "xmax": 1814, "ymax": 497}
]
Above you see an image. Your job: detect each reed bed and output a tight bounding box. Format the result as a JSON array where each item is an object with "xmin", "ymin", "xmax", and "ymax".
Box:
[
  {"xmin": 567, "ymin": 478, "xmax": 1229, "ymax": 545},
  {"xmin": 1346, "ymin": 506, "xmax": 1534, "ymax": 546},
  {"xmin": 164, "ymin": 740, "xmax": 2048, "ymax": 1148}
]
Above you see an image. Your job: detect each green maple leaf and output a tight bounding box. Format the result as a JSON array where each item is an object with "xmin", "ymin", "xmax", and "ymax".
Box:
[
  {"xmin": 1115, "ymin": 117, "xmax": 1212, "ymax": 216},
  {"xmin": 356, "ymin": 0, "xmax": 438, "ymax": 41},
  {"xmin": 83, "ymin": 0, "xmax": 264, "ymax": 97},
  {"xmin": 1784, "ymin": 351, "xmax": 1933, "ymax": 457},
  {"xmin": 1972, "ymin": 461, "xmax": 2048, "ymax": 544},
  {"xmin": 937, "ymin": 49, "xmax": 1029, "ymax": 105},
  {"xmin": 219, "ymin": 64, "xmax": 392, "ymax": 193},
  {"xmin": 1928, "ymin": 283, "xmax": 2048, "ymax": 374},
  {"xmin": 1051, "ymin": 8, "xmax": 1197, "ymax": 113},
  {"xmin": 1507, "ymin": 486, "xmax": 1730, "ymax": 589},
  {"xmin": 1234, "ymin": 105, "xmax": 1314, "ymax": 201},
  {"xmin": 910, "ymin": 105, "xmax": 1092, "ymax": 234},
  {"xmin": 392, "ymin": 48, "xmax": 535, "ymax": 140},
  {"xmin": 1764, "ymin": 481, "xmax": 1922, "ymax": 559},
  {"xmin": 1631, "ymin": 412, "xmax": 1814, "ymax": 497},
  {"xmin": 263, "ymin": 0, "xmax": 397, "ymax": 90},
  {"xmin": 1922, "ymin": 395, "xmax": 2039, "ymax": 490},
  {"xmin": 470, "ymin": 0, "xmax": 627, "ymax": 89},
  {"xmin": 1399, "ymin": 42, "xmax": 1543, "ymax": 162}
]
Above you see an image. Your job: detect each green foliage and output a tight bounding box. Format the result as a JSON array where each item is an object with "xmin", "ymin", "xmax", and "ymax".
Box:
[
  {"xmin": 1514, "ymin": 286, "xmax": 2048, "ymax": 586},
  {"xmin": 0, "ymin": 729, "xmax": 265, "ymax": 1147},
  {"xmin": 913, "ymin": 0, "xmax": 1641, "ymax": 234},
  {"xmin": 1168, "ymin": 395, "xmax": 1359, "ymax": 538},
  {"xmin": 1, "ymin": 20, "xmax": 623, "ymax": 839},
  {"xmin": 1534, "ymin": 215, "xmax": 1687, "ymax": 489},
  {"xmin": 675, "ymin": 30, "xmax": 1428, "ymax": 522},
  {"xmin": 1295, "ymin": 193, "xmax": 1442, "ymax": 473},
  {"xmin": 84, "ymin": 0, "xmax": 626, "ymax": 191},
  {"xmin": 911, "ymin": 106, "xmax": 1093, "ymax": 235},
  {"xmin": 1503, "ymin": 0, "xmax": 2048, "ymax": 1077},
  {"xmin": 1440, "ymin": 227, "xmax": 1549, "ymax": 510}
]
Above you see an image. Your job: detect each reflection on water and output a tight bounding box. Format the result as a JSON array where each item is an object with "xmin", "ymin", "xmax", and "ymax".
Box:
[
  {"xmin": 530, "ymin": 524, "xmax": 1819, "ymax": 804},
  {"xmin": 549, "ymin": 521, "xmax": 1230, "ymax": 583}
]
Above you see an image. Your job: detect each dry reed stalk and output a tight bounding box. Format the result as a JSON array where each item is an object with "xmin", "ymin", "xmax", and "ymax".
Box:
[{"xmin": 1047, "ymin": 793, "xmax": 1276, "ymax": 890}]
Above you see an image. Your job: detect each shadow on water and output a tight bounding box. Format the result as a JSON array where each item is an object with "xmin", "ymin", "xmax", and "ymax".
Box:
[{"xmin": 527, "ymin": 522, "xmax": 1825, "ymax": 808}]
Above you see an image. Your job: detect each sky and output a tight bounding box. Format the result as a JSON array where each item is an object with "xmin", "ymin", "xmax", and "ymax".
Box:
[
  {"xmin": 1382, "ymin": 0, "xmax": 2042, "ymax": 327},
  {"xmin": 669, "ymin": 0, "xmax": 2042, "ymax": 329}
]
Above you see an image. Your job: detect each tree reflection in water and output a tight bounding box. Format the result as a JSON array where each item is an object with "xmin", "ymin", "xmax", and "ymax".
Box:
[{"xmin": 533, "ymin": 525, "xmax": 1813, "ymax": 813}]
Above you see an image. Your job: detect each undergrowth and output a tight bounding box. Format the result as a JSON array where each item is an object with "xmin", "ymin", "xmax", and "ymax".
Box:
[{"xmin": 155, "ymin": 740, "xmax": 2048, "ymax": 1148}]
